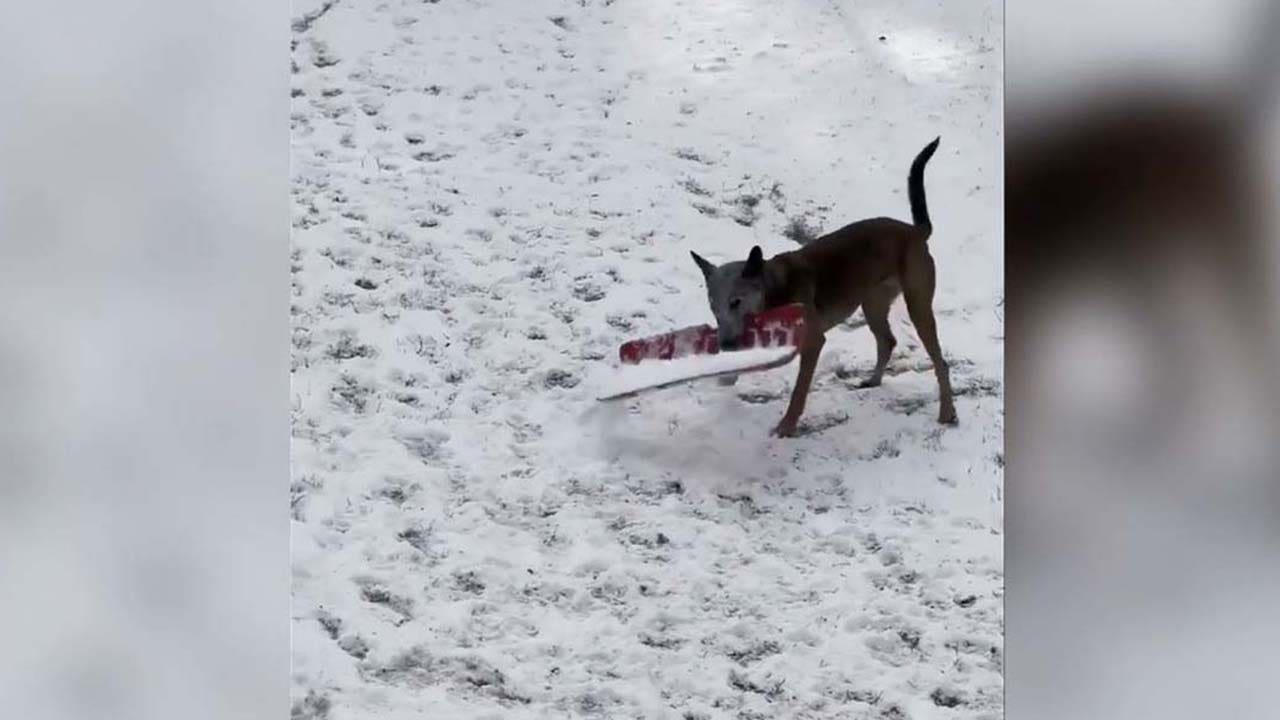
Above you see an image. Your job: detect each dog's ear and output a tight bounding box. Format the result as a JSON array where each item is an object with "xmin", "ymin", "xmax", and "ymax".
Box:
[
  {"xmin": 690, "ymin": 251, "xmax": 716, "ymax": 279},
  {"xmin": 742, "ymin": 245, "xmax": 764, "ymax": 278}
]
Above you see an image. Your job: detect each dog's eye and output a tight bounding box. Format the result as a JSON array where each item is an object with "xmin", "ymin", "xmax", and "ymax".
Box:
[{"xmin": 729, "ymin": 298, "xmax": 741, "ymax": 309}]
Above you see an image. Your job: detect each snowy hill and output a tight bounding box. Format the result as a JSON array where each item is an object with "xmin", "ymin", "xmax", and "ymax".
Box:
[{"xmin": 290, "ymin": 0, "xmax": 1002, "ymax": 717}]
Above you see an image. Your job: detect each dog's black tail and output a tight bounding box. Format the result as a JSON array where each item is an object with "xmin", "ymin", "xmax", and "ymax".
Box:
[{"xmin": 908, "ymin": 136, "xmax": 940, "ymax": 237}]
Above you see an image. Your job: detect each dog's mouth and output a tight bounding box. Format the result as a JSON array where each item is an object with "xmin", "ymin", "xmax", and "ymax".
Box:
[
  {"xmin": 718, "ymin": 335, "xmax": 743, "ymax": 351},
  {"xmin": 719, "ymin": 317, "xmax": 758, "ymax": 351}
]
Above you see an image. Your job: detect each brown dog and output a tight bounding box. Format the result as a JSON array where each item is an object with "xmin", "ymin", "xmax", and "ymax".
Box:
[{"xmin": 691, "ymin": 138, "xmax": 954, "ymax": 436}]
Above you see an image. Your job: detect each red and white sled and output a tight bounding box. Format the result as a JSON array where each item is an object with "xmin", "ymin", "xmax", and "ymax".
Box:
[{"xmin": 596, "ymin": 304, "xmax": 807, "ymax": 401}]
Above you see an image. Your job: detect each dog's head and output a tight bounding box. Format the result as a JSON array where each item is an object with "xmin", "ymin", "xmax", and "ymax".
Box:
[{"xmin": 690, "ymin": 245, "xmax": 768, "ymax": 350}]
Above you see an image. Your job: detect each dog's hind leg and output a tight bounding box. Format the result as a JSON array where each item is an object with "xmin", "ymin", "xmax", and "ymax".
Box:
[
  {"xmin": 858, "ymin": 282, "xmax": 900, "ymax": 388},
  {"xmin": 902, "ymin": 251, "xmax": 957, "ymax": 425}
]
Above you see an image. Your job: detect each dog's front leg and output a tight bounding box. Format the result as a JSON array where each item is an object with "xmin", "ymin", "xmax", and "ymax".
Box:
[
  {"xmin": 773, "ymin": 296, "xmax": 825, "ymax": 438},
  {"xmin": 773, "ymin": 332, "xmax": 825, "ymax": 437}
]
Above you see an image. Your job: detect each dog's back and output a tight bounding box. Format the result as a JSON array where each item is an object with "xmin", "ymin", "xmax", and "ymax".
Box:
[
  {"xmin": 774, "ymin": 138, "xmax": 941, "ymax": 325},
  {"xmin": 776, "ymin": 219, "xmax": 920, "ymax": 324}
]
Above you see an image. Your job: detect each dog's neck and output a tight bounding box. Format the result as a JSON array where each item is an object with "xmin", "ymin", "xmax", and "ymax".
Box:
[{"xmin": 762, "ymin": 257, "xmax": 801, "ymax": 309}]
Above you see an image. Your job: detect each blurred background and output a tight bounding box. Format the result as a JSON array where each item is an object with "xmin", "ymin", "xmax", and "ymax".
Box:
[
  {"xmin": 0, "ymin": 1, "xmax": 287, "ymax": 719},
  {"xmin": 1007, "ymin": 0, "xmax": 1280, "ymax": 718},
  {"xmin": 1, "ymin": 0, "xmax": 1276, "ymax": 718}
]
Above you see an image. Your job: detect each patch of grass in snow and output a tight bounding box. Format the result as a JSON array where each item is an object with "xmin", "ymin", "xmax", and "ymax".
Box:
[
  {"xmin": 291, "ymin": 690, "xmax": 331, "ymax": 720},
  {"xmin": 782, "ymin": 215, "xmax": 822, "ymax": 245}
]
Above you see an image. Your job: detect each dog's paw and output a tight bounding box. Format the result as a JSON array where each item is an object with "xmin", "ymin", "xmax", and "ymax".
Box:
[{"xmin": 771, "ymin": 418, "xmax": 798, "ymax": 438}]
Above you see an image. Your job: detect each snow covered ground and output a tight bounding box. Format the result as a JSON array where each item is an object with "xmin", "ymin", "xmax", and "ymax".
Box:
[{"xmin": 290, "ymin": 0, "xmax": 1002, "ymax": 717}]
